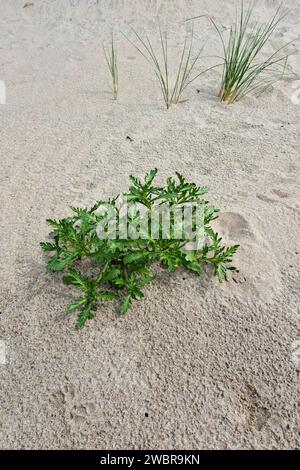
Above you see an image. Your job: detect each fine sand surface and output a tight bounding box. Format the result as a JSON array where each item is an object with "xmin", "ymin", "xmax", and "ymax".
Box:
[{"xmin": 0, "ymin": 0, "xmax": 299, "ymax": 449}]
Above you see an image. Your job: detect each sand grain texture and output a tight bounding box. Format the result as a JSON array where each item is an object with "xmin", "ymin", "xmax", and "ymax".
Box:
[{"xmin": 0, "ymin": 0, "xmax": 299, "ymax": 449}]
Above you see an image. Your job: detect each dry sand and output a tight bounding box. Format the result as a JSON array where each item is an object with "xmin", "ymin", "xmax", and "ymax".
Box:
[{"xmin": 0, "ymin": 0, "xmax": 299, "ymax": 449}]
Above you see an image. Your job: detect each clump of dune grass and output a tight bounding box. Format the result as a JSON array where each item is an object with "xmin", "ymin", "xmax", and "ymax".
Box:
[
  {"xmin": 127, "ymin": 25, "xmax": 206, "ymax": 109},
  {"xmin": 103, "ymin": 35, "xmax": 118, "ymax": 100},
  {"xmin": 190, "ymin": 2, "xmax": 295, "ymax": 103}
]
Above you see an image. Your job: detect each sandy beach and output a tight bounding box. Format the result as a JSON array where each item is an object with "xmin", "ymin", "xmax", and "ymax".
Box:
[{"xmin": 0, "ymin": 0, "xmax": 299, "ymax": 449}]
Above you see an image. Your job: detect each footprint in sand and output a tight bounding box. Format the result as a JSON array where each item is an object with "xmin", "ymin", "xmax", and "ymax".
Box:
[
  {"xmin": 212, "ymin": 212, "xmax": 254, "ymax": 242},
  {"xmin": 257, "ymin": 186, "xmax": 300, "ymax": 213},
  {"xmin": 52, "ymin": 384, "xmax": 97, "ymax": 433},
  {"xmin": 239, "ymin": 383, "xmax": 272, "ymax": 431},
  {"xmin": 212, "ymin": 212, "xmax": 282, "ymax": 303}
]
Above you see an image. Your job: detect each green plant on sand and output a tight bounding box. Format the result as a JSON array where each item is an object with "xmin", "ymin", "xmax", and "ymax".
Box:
[
  {"xmin": 126, "ymin": 25, "xmax": 209, "ymax": 109},
  {"xmin": 190, "ymin": 1, "xmax": 296, "ymax": 103},
  {"xmin": 41, "ymin": 169, "xmax": 239, "ymax": 329},
  {"xmin": 103, "ymin": 34, "xmax": 118, "ymax": 100}
]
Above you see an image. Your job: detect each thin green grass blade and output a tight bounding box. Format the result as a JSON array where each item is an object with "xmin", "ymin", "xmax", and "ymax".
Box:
[
  {"xmin": 103, "ymin": 34, "xmax": 118, "ymax": 99},
  {"xmin": 127, "ymin": 25, "xmax": 207, "ymax": 108},
  {"xmin": 188, "ymin": 2, "xmax": 295, "ymax": 103}
]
